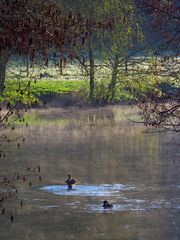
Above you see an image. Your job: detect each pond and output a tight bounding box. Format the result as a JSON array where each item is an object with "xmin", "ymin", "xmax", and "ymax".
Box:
[{"xmin": 0, "ymin": 106, "xmax": 179, "ymax": 240}]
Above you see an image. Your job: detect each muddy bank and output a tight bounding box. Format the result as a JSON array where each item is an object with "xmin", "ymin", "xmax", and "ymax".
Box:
[
  {"xmin": 37, "ymin": 92, "xmax": 135, "ymax": 108},
  {"xmin": 38, "ymin": 92, "xmax": 84, "ymax": 107}
]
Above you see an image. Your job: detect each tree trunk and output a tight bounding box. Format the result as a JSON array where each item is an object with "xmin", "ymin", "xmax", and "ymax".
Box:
[
  {"xmin": 59, "ymin": 59, "xmax": 63, "ymax": 75},
  {"xmin": 0, "ymin": 49, "xmax": 10, "ymax": 94},
  {"xmin": 107, "ymin": 55, "xmax": 119, "ymax": 102},
  {"xmin": 26, "ymin": 55, "xmax": 29, "ymax": 77},
  {"xmin": 125, "ymin": 57, "xmax": 128, "ymax": 74},
  {"xmin": 88, "ymin": 39, "xmax": 95, "ymax": 102}
]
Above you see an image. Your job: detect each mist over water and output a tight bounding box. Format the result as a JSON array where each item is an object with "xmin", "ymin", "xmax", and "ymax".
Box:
[{"xmin": 0, "ymin": 106, "xmax": 179, "ymax": 240}]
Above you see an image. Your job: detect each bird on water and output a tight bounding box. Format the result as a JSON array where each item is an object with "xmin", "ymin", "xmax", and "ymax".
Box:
[
  {"xmin": 103, "ymin": 200, "xmax": 113, "ymax": 209},
  {"xmin": 66, "ymin": 174, "xmax": 76, "ymax": 190}
]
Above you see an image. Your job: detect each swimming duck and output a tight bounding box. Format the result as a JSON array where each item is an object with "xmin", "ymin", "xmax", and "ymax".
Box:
[
  {"xmin": 66, "ymin": 174, "xmax": 76, "ymax": 190},
  {"xmin": 103, "ymin": 200, "xmax": 113, "ymax": 209}
]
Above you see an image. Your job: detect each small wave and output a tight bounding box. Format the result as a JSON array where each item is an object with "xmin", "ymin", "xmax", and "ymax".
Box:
[
  {"xmin": 41, "ymin": 184, "xmax": 135, "ymax": 197},
  {"xmin": 39, "ymin": 205, "xmax": 59, "ymax": 209},
  {"xmin": 85, "ymin": 200, "xmax": 180, "ymax": 213},
  {"xmin": 85, "ymin": 203, "xmax": 145, "ymax": 213}
]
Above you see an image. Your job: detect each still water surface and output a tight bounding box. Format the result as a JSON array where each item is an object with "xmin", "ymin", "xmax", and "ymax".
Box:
[{"xmin": 0, "ymin": 106, "xmax": 180, "ymax": 240}]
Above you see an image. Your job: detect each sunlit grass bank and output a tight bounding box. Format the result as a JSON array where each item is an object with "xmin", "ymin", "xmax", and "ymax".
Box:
[
  {"xmin": 2, "ymin": 61, "xmax": 176, "ymax": 106},
  {"xmin": 2, "ymin": 78, "xmax": 88, "ymax": 105}
]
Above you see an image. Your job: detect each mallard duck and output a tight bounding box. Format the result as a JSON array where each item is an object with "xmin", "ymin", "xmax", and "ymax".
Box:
[
  {"xmin": 103, "ymin": 200, "xmax": 113, "ymax": 209},
  {"xmin": 65, "ymin": 174, "xmax": 76, "ymax": 190}
]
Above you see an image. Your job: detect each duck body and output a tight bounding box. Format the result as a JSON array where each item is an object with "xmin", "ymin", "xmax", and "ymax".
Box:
[
  {"xmin": 103, "ymin": 200, "xmax": 113, "ymax": 209},
  {"xmin": 66, "ymin": 174, "xmax": 76, "ymax": 190},
  {"xmin": 66, "ymin": 178, "xmax": 76, "ymax": 185}
]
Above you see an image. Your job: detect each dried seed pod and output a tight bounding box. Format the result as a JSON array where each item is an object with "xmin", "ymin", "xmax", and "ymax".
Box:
[
  {"xmin": 11, "ymin": 215, "xmax": 14, "ymax": 223},
  {"xmin": 1, "ymin": 208, "xmax": 5, "ymax": 215}
]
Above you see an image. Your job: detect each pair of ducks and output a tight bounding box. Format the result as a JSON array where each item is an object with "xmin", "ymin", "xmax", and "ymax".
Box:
[{"xmin": 65, "ymin": 175, "xmax": 113, "ymax": 209}]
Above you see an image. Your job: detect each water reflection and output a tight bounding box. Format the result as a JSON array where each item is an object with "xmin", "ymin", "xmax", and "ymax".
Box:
[{"xmin": 0, "ymin": 106, "xmax": 180, "ymax": 240}]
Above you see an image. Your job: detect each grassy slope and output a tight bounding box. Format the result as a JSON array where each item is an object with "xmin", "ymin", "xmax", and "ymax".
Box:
[
  {"xmin": 2, "ymin": 79, "xmax": 88, "ymax": 105},
  {"xmin": 2, "ymin": 61, "xmax": 173, "ymax": 105}
]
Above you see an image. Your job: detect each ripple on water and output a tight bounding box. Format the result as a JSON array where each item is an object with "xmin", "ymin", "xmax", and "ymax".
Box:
[
  {"xmin": 85, "ymin": 199, "xmax": 180, "ymax": 213},
  {"xmin": 40, "ymin": 184, "xmax": 135, "ymax": 197},
  {"xmin": 85, "ymin": 203, "xmax": 145, "ymax": 213},
  {"xmin": 40, "ymin": 184, "xmax": 180, "ymax": 212},
  {"xmin": 40, "ymin": 205, "xmax": 59, "ymax": 210}
]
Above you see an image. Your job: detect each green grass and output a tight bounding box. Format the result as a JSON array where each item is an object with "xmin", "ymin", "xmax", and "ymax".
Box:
[
  {"xmin": 29, "ymin": 79, "xmax": 87, "ymax": 95},
  {"xmin": 2, "ymin": 78, "xmax": 88, "ymax": 105},
  {"xmin": 2, "ymin": 61, "xmax": 175, "ymax": 105}
]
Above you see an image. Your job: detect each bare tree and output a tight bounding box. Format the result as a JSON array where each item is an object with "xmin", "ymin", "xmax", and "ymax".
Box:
[{"xmin": 136, "ymin": 0, "xmax": 180, "ymax": 131}]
